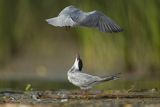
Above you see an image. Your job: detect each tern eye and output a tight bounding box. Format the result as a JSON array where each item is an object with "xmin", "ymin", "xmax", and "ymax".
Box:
[{"xmin": 78, "ymin": 59, "xmax": 83, "ymax": 71}]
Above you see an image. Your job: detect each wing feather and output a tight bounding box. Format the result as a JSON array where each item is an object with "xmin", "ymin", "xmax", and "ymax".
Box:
[
  {"xmin": 99, "ymin": 14, "xmax": 123, "ymax": 32},
  {"xmin": 70, "ymin": 72, "xmax": 101, "ymax": 87},
  {"xmin": 77, "ymin": 11, "xmax": 123, "ymax": 32}
]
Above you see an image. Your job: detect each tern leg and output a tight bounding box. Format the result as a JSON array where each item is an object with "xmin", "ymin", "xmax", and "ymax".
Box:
[
  {"xmin": 81, "ymin": 89, "xmax": 88, "ymax": 95},
  {"xmin": 80, "ymin": 89, "xmax": 91, "ymax": 99}
]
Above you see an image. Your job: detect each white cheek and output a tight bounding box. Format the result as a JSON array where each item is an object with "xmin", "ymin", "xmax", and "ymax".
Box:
[{"xmin": 74, "ymin": 59, "xmax": 79, "ymax": 70}]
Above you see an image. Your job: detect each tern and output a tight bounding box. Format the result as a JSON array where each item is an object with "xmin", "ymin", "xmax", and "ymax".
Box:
[
  {"xmin": 46, "ymin": 5, "xmax": 123, "ymax": 32},
  {"xmin": 67, "ymin": 54, "xmax": 121, "ymax": 90}
]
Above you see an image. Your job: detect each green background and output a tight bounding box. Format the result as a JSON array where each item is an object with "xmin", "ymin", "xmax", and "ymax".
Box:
[{"xmin": 0, "ymin": 0, "xmax": 160, "ymax": 90}]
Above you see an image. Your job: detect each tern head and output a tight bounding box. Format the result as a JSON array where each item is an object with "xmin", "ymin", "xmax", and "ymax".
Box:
[{"xmin": 73, "ymin": 53, "xmax": 83, "ymax": 71}]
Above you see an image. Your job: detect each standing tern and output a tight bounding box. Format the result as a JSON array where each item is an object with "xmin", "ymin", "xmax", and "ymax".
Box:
[
  {"xmin": 67, "ymin": 54, "xmax": 121, "ymax": 90},
  {"xmin": 46, "ymin": 5, "xmax": 123, "ymax": 32}
]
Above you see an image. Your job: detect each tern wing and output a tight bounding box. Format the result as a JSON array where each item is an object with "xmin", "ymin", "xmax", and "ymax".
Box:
[
  {"xmin": 100, "ymin": 72, "xmax": 121, "ymax": 82},
  {"xmin": 71, "ymin": 72, "xmax": 101, "ymax": 87},
  {"xmin": 72, "ymin": 10, "xmax": 123, "ymax": 32}
]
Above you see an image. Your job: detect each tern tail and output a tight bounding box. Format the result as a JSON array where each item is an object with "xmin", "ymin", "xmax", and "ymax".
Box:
[{"xmin": 100, "ymin": 72, "xmax": 121, "ymax": 82}]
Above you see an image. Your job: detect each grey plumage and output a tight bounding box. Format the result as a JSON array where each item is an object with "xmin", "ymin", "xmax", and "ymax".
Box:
[
  {"xmin": 46, "ymin": 5, "xmax": 123, "ymax": 32},
  {"xmin": 68, "ymin": 54, "xmax": 121, "ymax": 90}
]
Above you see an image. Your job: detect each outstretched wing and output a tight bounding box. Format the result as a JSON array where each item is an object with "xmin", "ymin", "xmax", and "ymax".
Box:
[{"xmin": 74, "ymin": 11, "xmax": 123, "ymax": 32}]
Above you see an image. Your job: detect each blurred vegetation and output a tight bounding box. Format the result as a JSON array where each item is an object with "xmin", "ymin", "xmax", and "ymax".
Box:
[{"xmin": 0, "ymin": 0, "xmax": 160, "ymax": 89}]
